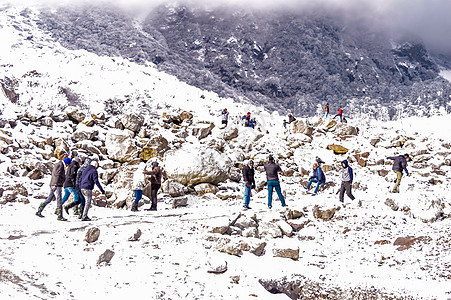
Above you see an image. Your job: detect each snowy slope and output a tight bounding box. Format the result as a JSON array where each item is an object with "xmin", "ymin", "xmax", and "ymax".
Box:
[{"xmin": 1, "ymin": 4, "xmax": 451, "ymax": 300}]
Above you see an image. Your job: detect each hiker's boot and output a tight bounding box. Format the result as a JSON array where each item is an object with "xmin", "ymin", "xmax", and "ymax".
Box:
[
  {"xmin": 131, "ymin": 202, "xmax": 139, "ymax": 212},
  {"xmin": 64, "ymin": 202, "xmax": 78, "ymax": 215},
  {"xmin": 78, "ymin": 206, "xmax": 84, "ymax": 219},
  {"xmin": 73, "ymin": 205, "xmax": 80, "ymax": 216},
  {"xmin": 82, "ymin": 216, "xmax": 91, "ymax": 221},
  {"xmin": 54, "ymin": 208, "xmax": 58, "ymax": 215},
  {"xmin": 35, "ymin": 203, "xmax": 46, "ymax": 218},
  {"xmin": 56, "ymin": 207, "xmax": 67, "ymax": 221}
]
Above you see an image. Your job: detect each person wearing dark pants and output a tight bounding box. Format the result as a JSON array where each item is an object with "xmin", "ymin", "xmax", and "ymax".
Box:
[
  {"xmin": 264, "ymin": 155, "xmax": 287, "ymax": 209},
  {"xmin": 242, "ymin": 160, "xmax": 255, "ymax": 209},
  {"xmin": 387, "ymin": 154, "xmax": 410, "ymax": 193},
  {"xmin": 73, "ymin": 158, "xmax": 91, "ymax": 218},
  {"xmin": 338, "ymin": 160, "xmax": 355, "ymax": 203},
  {"xmin": 36, "ymin": 157, "xmax": 71, "ymax": 221},
  {"xmin": 305, "ymin": 163, "xmax": 326, "ymax": 196},
  {"xmin": 79, "ymin": 160, "xmax": 105, "ymax": 221},
  {"xmin": 333, "ymin": 107, "xmax": 343, "ymax": 122},
  {"xmin": 143, "ymin": 161, "xmax": 162, "ymax": 211}
]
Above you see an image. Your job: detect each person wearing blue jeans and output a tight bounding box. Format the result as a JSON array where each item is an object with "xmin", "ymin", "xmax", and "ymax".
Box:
[
  {"xmin": 264, "ymin": 155, "xmax": 287, "ymax": 209},
  {"xmin": 242, "ymin": 160, "xmax": 255, "ymax": 209},
  {"xmin": 131, "ymin": 163, "xmax": 146, "ymax": 212},
  {"xmin": 62, "ymin": 157, "xmax": 82, "ymax": 216},
  {"xmin": 305, "ymin": 163, "xmax": 326, "ymax": 196}
]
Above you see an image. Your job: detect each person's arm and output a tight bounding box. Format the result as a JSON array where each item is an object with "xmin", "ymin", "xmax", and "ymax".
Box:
[
  {"xmin": 93, "ymin": 171, "xmax": 105, "ymax": 194},
  {"xmin": 401, "ymin": 158, "xmax": 409, "ymax": 175},
  {"xmin": 349, "ymin": 167, "xmax": 354, "ymax": 184},
  {"xmin": 386, "ymin": 156, "xmax": 396, "ymax": 160}
]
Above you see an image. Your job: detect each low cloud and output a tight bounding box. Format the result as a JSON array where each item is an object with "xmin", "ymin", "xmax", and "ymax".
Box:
[{"xmin": 2, "ymin": 0, "xmax": 451, "ymax": 56}]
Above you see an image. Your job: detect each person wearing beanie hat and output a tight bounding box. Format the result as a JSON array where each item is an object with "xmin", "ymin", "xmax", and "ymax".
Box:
[
  {"xmin": 62, "ymin": 158, "xmax": 82, "ymax": 216},
  {"xmin": 63, "ymin": 157, "xmax": 72, "ymax": 165},
  {"xmin": 35, "ymin": 157, "xmax": 69, "ymax": 221},
  {"xmin": 242, "ymin": 160, "xmax": 255, "ymax": 209}
]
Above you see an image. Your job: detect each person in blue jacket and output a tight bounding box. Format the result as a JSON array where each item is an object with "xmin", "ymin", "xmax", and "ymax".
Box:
[
  {"xmin": 338, "ymin": 160, "xmax": 355, "ymax": 203},
  {"xmin": 387, "ymin": 154, "xmax": 410, "ymax": 193},
  {"xmin": 304, "ymin": 163, "xmax": 326, "ymax": 196},
  {"xmin": 79, "ymin": 160, "xmax": 105, "ymax": 221}
]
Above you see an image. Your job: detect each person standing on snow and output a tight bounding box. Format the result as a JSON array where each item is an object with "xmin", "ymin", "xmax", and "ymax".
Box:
[
  {"xmin": 242, "ymin": 112, "xmax": 251, "ymax": 127},
  {"xmin": 324, "ymin": 103, "xmax": 330, "ymax": 118},
  {"xmin": 35, "ymin": 156, "xmax": 72, "ymax": 221},
  {"xmin": 131, "ymin": 163, "xmax": 146, "ymax": 212},
  {"xmin": 387, "ymin": 154, "xmax": 410, "ymax": 193},
  {"xmin": 72, "ymin": 158, "xmax": 91, "ymax": 219},
  {"xmin": 333, "ymin": 106, "xmax": 344, "ymax": 122},
  {"xmin": 304, "ymin": 163, "xmax": 326, "ymax": 196},
  {"xmin": 221, "ymin": 108, "xmax": 229, "ymax": 127},
  {"xmin": 264, "ymin": 155, "xmax": 287, "ymax": 209},
  {"xmin": 242, "ymin": 160, "xmax": 255, "ymax": 209},
  {"xmin": 338, "ymin": 160, "xmax": 355, "ymax": 203},
  {"xmin": 143, "ymin": 161, "xmax": 162, "ymax": 211},
  {"xmin": 79, "ymin": 160, "xmax": 105, "ymax": 221},
  {"xmin": 62, "ymin": 157, "xmax": 81, "ymax": 215}
]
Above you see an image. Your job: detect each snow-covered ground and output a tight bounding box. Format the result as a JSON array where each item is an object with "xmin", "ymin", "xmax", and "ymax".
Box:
[{"xmin": 1, "ymin": 5, "xmax": 451, "ymax": 300}]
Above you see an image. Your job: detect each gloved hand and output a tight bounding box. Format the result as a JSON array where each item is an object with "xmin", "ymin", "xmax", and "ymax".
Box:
[
  {"xmin": 406, "ymin": 170, "xmax": 409, "ymax": 176},
  {"xmin": 245, "ymin": 182, "xmax": 250, "ymax": 188}
]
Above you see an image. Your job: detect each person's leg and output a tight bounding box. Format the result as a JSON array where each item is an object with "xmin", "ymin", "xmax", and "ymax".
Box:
[
  {"xmin": 36, "ymin": 186, "xmax": 56, "ymax": 217},
  {"xmin": 267, "ymin": 181, "xmax": 274, "ymax": 207},
  {"xmin": 345, "ymin": 182, "xmax": 355, "ymax": 200},
  {"xmin": 393, "ymin": 171, "xmax": 403, "ymax": 192},
  {"xmin": 314, "ymin": 181, "xmax": 325, "ymax": 194},
  {"xmin": 55, "ymin": 187, "xmax": 63, "ymax": 208},
  {"xmin": 62, "ymin": 188, "xmax": 71, "ymax": 205},
  {"xmin": 339, "ymin": 182, "xmax": 345, "ymax": 202},
  {"xmin": 150, "ymin": 184, "xmax": 161, "ymax": 210},
  {"xmin": 274, "ymin": 182, "xmax": 286, "ymax": 206},
  {"xmin": 81, "ymin": 189, "xmax": 92, "ymax": 220},
  {"xmin": 243, "ymin": 183, "xmax": 251, "ymax": 206},
  {"xmin": 134, "ymin": 190, "xmax": 143, "ymax": 204},
  {"xmin": 339, "ymin": 115, "xmax": 342, "ymax": 122},
  {"xmin": 307, "ymin": 178, "xmax": 318, "ymax": 190}
]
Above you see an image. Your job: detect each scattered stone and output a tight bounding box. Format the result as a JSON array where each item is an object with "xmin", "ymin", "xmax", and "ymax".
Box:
[
  {"xmin": 285, "ymin": 209, "xmax": 305, "ymax": 220},
  {"xmin": 276, "ymin": 220, "xmax": 293, "ymax": 237},
  {"xmin": 223, "ymin": 127, "xmax": 239, "ymax": 141},
  {"xmin": 259, "ymin": 222, "xmax": 282, "ymax": 238},
  {"xmin": 313, "ymin": 205, "xmax": 336, "ymax": 220},
  {"xmin": 172, "ymin": 196, "xmax": 188, "ymax": 209},
  {"xmin": 374, "ymin": 240, "xmax": 390, "ymax": 245},
  {"xmin": 161, "ymin": 180, "xmax": 189, "ymax": 197},
  {"xmin": 251, "ymin": 242, "xmax": 267, "ymax": 257},
  {"xmin": 207, "ymin": 261, "xmax": 227, "ymax": 274},
  {"xmin": 97, "ymin": 249, "xmax": 115, "ymax": 265},
  {"xmin": 128, "ymin": 229, "xmax": 142, "ymax": 241},
  {"xmin": 272, "ymin": 248, "xmax": 299, "ymax": 260},
  {"xmin": 121, "ymin": 113, "xmax": 144, "ymax": 132},
  {"xmin": 327, "ymin": 144, "xmax": 348, "ymax": 154},
  {"xmin": 230, "ymin": 275, "xmax": 240, "ymax": 284},
  {"xmin": 393, "ymin": 236, "xmax": 418, "ymax": 251},
  {"xmin": 85, "ymin": 227, "xmax": 100, "ymax": 243},
  {"xmin": 378, "ymin": 169, "xmax": 389, "ymax": 177},
  {"xmin": 384, "ymin": 198, "xmax": 399, "ymax": 211},
  {"xmin": 66, "ymin": 106, "xmax": 86, "ymax": 123},
  {"xmin": 210, "ymin": 226, "xmax": 229, "ymax": 235},
  {"xmin": 194, "ymin": 183, "xmax": 219, "ymax": 195}
]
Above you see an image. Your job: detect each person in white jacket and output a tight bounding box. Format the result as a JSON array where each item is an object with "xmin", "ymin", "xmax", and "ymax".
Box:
[{"xmin": 131, "ymin": 163, "xmax": 146, "ymax": 212}]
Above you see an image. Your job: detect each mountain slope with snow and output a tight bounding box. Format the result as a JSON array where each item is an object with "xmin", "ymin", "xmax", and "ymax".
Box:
[{"xmin": 1, "ymin": 3, "xmax": 451, "ymax": 300}]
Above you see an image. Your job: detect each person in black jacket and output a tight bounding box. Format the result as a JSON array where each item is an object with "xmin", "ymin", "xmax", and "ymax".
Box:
[
  {"xmin": 387, "ymin": 154, "xmax": 410, "ymax": 193},
  {"xmin": 62, "ymin": 158, "xmax": 81, "ymax": 215},
  {"xmin": 242, "ymin": 160, "xmax": 255, "ymax": 209},
  {"xmin": 264, "ymin": 155, "xmax": 287, "ymax": 209}
]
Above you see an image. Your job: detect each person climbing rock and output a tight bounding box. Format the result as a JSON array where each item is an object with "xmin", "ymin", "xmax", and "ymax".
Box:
[
  {"xmin": 304, "ymin": 163, "xmax": 326, "ymax": 196},
  {"xmin": 387, "ymin": 154, "xmax": 410, "ymax": 193}
]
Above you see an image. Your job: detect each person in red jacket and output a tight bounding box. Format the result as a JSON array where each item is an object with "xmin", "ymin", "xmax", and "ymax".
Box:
[{"xmin": 333, "ymin": 106, "xmax": 344, "ymax": 122}]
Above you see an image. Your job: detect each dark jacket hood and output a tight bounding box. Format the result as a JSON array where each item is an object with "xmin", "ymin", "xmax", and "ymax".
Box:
[{"xmin": 342, "ymin": 160, "xmax": 349, "ymax": 167}]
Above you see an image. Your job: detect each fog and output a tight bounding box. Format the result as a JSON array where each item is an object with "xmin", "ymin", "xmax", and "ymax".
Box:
[{"xmin": 2, "ymin": 0, "xmax": 451, "ymax": 56}]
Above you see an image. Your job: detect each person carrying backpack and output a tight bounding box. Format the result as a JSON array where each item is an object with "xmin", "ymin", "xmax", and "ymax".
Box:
[
  {"xmin": 324, "ymin": 103, "xmax": 330, "ymax": 118},
  {"xmin": 304, "ymin": 163, "xmax": 326, "ymax": 196}
]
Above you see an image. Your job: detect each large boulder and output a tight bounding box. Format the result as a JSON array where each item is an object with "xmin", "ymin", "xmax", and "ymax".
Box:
[
  {"xmin": 161, "ymin": 180, "xmax": 190, "ymax": 197},
  {"xmin": 194, "ymin": 183, "xmax": 219, "ymax": 195},
  {"xmin": 105, "ymin": 129, "xmax": 138, "ymax": 162},
  {"xmin": 164, "ymin": 145, "xmax": 231, "ymax": 186},
  {"xmin": 121, "ymin": 113, "xmax": 144, "ymax": 133},
  {"xmin": 73, "ymin": 124, "xmax": 98, "ymax": 142},
  {"xmin": 192, "ymin": 122, "xmax": 215, "ymax": 140},
  {"xmin": 327, "ymin": 144, "xmax": 348, "ymax": 154},
  {"xmin": 66, "ymin": 106, "xmax": 86, "ymax": 123},
  {"xmin": 139, "ymin": 134, "xmax": 169, "ymax": 161},
  {"xmin": 291, "ymin": 120, "xmax": 314, "ymax": 137}
]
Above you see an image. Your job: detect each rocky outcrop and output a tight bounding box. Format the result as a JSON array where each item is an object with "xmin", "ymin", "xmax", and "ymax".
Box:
[
  {"xmin": 105, "ymin": 129, "xmax": 138, "ymax": 162},
  {"xmin": 121, "ymin": 113, "xmax": 144, "ymax": 133},
  {"xmin": 164, "ymin": 145, "xmax": 231, "ymax": 186},
  {"xmin": 194, "ymin": 183, "xmax": 219, "ymax": 195}
]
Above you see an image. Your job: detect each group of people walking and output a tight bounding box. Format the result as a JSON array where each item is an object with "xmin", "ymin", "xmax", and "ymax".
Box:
[
  {"xmin": 36, "ymin": 156, "xmax": 105, "ymax": 221},
  {"xmin": 241, "ymin": 153, "xmax": 411, "ymax": 208}
]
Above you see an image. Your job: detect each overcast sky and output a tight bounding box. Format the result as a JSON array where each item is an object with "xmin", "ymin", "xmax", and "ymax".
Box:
[{"xmin": 2, "ymin": 0, "xmax": 451, "ymax": 55}]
